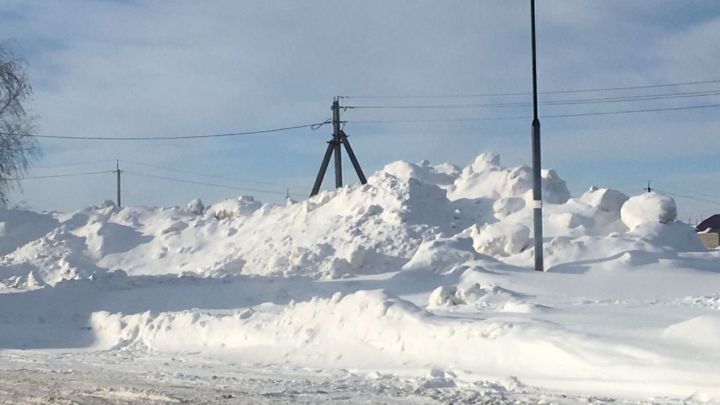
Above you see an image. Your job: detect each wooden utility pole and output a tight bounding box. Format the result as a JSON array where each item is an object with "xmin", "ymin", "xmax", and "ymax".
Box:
[
  {"xmin": 310, "ymin": 98, "xmax": 367, "ymax": 196},
  {"xmin": 115, "ymin": 160, "xmax": 122, "ymax": 208}
]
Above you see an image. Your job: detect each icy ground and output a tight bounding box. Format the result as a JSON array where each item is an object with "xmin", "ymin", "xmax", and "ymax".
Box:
[{"xmin": 1, "ymin": 153, "xmax": 719, "ymax": 403}]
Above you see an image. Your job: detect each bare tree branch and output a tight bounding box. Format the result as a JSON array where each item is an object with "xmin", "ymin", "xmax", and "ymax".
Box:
[{"xmin": 0, "ymin": 44, "xmax": 39, "ymax": 206}]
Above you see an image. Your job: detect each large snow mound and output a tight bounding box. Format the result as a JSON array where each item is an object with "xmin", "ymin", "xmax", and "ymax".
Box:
[
  {"xmin": 1, "ymin": 151, "xmax": 719, "ymax": 401},
  {"xmin": 0, "ymin": 152, "xmax": 707, "ymax": 288}
]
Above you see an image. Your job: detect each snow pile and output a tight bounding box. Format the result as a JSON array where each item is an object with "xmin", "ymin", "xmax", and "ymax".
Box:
[
  {"xmin": 0, "ymin": 152, "xmax": 708, "ymax": 289},
  {"xmin": 85, "ymin": 289, "xmax": 646, "ymax": 377},
  {"xmin": 664, "ymin": 315, "xmax": 720, "ymax": 349},
  {"xmin": 402, "ymin": 236, "xmax": 485, "ymax": 273},
  {"xmin": 446, "ymin": 153, "xmax": 570, "ymax": 203},
  {"xmin": 621, "ymin": 191, "xmax": 677, "ymax": 229},
  {"xmin": 1, "ymin": 152, "xmax": 719, "ymax": 401},
  {"xmin": 0, "ymin": 208, "xmax": 59, "ymax": 256},
  {"xmin": 580, "ymin": 186, "xmax": 628, "ymax": 213},
  {"xmin": 381, "ymin": 159, "xmax": 459, "ymax": 187},
  {"xmin": 466, "ymin": 222, "xmax": 530, "ymax": 257},
  {"xmin": 186, "ymin": 198, "xmax": 204, "ymax": 215},
  {"xmin": 428, "ymin": 283, "xmax": 540, "ymax": 313},
  {"xmin": 208, "ymin": 195, "xmax": 261, "ymax": 219}
]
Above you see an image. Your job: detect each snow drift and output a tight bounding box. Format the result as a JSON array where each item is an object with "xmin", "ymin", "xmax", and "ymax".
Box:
[
  {"xmin": 0, "ymin": 153, "xmax": 706, "ymax": 288},
  {"xmin": 1, "ymin": 152, "xmax": 719, "ymax": 401}
]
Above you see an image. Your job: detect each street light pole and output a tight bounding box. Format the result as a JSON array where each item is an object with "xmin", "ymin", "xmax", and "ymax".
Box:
[{"xmin": 530, "ymin": 0, "xmax": 544, "ymax": 272}]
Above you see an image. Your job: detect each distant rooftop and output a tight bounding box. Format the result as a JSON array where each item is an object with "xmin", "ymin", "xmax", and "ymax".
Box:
[{"xmin": 697, "ymin": 214, "xmax": 720, "ymax": 233}]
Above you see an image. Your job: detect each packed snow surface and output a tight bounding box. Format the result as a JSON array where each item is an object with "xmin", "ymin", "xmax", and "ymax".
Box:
[{"xmin": 1, "ymin": 152, "xmax": 719, "ymax": 403}]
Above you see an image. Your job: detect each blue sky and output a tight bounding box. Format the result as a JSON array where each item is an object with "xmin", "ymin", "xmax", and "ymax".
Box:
[{"xmin": 2, "ymin": 0, "xmax": 719, "ymax": 221}]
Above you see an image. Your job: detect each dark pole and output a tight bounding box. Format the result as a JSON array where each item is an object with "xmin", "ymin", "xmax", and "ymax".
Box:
[
  {"xmin": 332, "ymin": 99, "xmax": 343, "ymax": 188},
  {"xmin": 310, "ymin": 98, "xmax": 367, "ymax": 196},
  {"xmin": 530, "ymin": 0, "xmax": 544, "ymax": 272},
  {"xmin": 116, "ymin": 159, "xmax": 122, "ymax": 208},
  {"xmin": 340, "ymin": 130, "xmax": 367, "ymax": 185},
  {"xmin": 310, "ymin": 142, "xmax": 334, "ymax": 196}
]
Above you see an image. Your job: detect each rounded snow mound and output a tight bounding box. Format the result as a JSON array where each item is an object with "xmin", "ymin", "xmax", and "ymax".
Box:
[
  {"xmin": 428, "ymin": 283, "xmax": 541, "ymax": 313},
  {"xmin": 186, "ymin": 198, "xmax": 205, "ymax": 215},
  {"xmin": 208, "ymin": 196, "xmax": 262, "ymax": 219},
  {"xmin": 402, "ymin": 236, "xmax": 486, "ymax": 272},
  {"xmin": 380, "ymin": 160, "xmax": 459, "ymax": 187},
  {"xmin": 621, "ymin": 192, "xmax": 677, "ymax": 230},
  {"xmin": 448, "ymin": 153, "xmax": 570, "ymax": 204},
  {"xmin": 467, "ymin": 223, "xmax": 531, "ymax": 257},
  {"xmin": 580, "ymin": 187, "xmax": 628, "ymax": 213},
  {"xmin": 664, "ymin": 315, "xmax": 720, "ymax": 349}
]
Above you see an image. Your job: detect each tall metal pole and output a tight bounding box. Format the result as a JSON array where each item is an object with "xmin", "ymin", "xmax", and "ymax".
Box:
[
  {"xmin": 116, "ymin": 159, "xmax": 122, "ymax": 208},
  {"xmin": 332, "ymin": 99, "xmax": 343, "ymax": 188},
  {"xmin": 530, "ymin": 0, "xmax": 544, "ymax": 272}
]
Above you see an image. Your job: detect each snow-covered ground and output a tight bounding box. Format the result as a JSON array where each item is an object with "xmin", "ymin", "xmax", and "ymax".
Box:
[{"xmin": 1, "ymin": 153, "xmax": 719, "ymax": 403}]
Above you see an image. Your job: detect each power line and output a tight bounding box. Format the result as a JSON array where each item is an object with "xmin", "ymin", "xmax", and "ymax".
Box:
[
  {"xmin": 19, "ymin": 122, "xmax": 329, "ymax": 141},
  {"xmin": 5, "ymin": 170, "xmax": 114, "ymax": 181},
  {"xmin": 541, "ymin": 89, "xmax": 720, "ymax": 106},
  {"xmin": 542, "ymin": 103, "xmax": 720, "ymax": 119},
  {"xmin": 348, "ymin": 116, "xmax": 526, "ymax": 124},
  {"xmin": 123, "ymin": 171, "xmax": 296, "ymax": 197},
  {"xmin": 120, "ymin": 160, "xmax": 297, "ymax": 188},
  {"xmin": 8, "ymin": 165, "xmax": 304, "ymax": 199},
  {"xmin": 652, "ymin": 181, "xmax": 720, "ymax": 202},
  {"xmin": 347, "ymin": 103, "xmax": 720, "ymax": 124},
  {"xmin": 655, "ymin": 189, "xmax": 718, "ymax": 206},
  {"xmin": 30, "ymin": 160, "xmax": 109, "ymax": 169},
  {"xmin": 339, "ymin": 78, "xmax": 720, "ymax": 100},
  {"xmin": 344, "ymin": 89, "xmax": 720, "ymax": 110}
]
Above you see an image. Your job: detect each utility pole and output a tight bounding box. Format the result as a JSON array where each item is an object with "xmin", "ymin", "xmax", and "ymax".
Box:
[
  {"xmin": 530, "ymin": 0, "xmax": 544, "ymax": 272},
  {"xmin": 333, "ymin": 99, "xmax": 343, "ymax": 189},
  {"xmin": 115, "ymin": 160, "xmax": 122, "ymax": 208},
  {"xmin": 310, "ymin": 98, "xmax": 367, "ymax": 196}
]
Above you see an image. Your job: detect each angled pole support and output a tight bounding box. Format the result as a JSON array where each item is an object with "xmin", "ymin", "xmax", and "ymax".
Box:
[
  {"xmin": 310, "ymin": 141, "xmax": 335, "ymax": 197},
  {"xmin": 340, "ymin": 130, "xmax": 367, "ymax": 185},
  {"xmin": 309, "ymin": 97, "xmax": 368, "ymax": 196}
]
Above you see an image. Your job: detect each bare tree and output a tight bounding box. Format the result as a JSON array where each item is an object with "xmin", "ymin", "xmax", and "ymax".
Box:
[{"xmin": 0, "ymin": 45, "xmax": 38, "ymax": 206}]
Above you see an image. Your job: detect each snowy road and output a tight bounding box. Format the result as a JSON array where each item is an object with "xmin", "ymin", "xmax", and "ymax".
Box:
[{"xmin": 0, "ymin": 351, "xmax": 705, "ymax": 404}]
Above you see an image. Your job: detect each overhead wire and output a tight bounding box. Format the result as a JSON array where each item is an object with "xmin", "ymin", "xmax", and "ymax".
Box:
[
  {"xmin": 651, "ymin": 181, "xmax": 720, "ymax": 202},
  {"xmin": 654, "ymin": 189, "xmax": 719, "ymax": 206},
  {"xmin": 542, "ymin": 103, "xmax": 720, "ymax": 118},
  {"xmin": 30, "ymin": 160, "xmax": 110, "ymax": 169},
  {"xmin": 123, "ymin": 171, "xmax": 297, "ymax": 197},
  {"xmin": 339, "ymin": 78, "xmax": 720, "ymax": 99},
  {"xmin": 347, "ymin": 103, "xmax": 720, "ymax": 124},
  {"xmin": 344, "ymin": 89, "xmax": 720, "ymax": 110},
  {"xmin": 18, "ymin": 121, "xmax": 330, "ymax": 141},
  {"xmin": 120, "ymin": 159, "xmax": 297, "ymax": 188},
  {"xmin": 10, "ymin": 163, "xmax": 302, "ymax": 198},
  {"xmin": 6, "ymin": 170, "xmax": 115, "ymax": 181}
]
